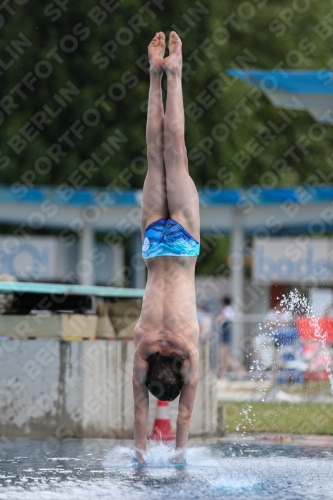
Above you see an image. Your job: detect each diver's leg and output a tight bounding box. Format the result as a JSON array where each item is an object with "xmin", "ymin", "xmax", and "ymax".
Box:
[
  {"xmin": 162, "ymin": 31, "xmax": 200, "ymax": 241},
  {"xmin": 141, "ymin": 32, "xmax": 168, "ymax": 236}
]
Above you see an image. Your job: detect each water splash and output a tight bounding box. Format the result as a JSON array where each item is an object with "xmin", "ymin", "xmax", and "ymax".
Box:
[
  {"xmin": 185, "ymin": 446, "xmax": 219, "ymax": 467},
  {"xmin": 1, "ymin": 441, "xmax": 333, "ymax": 500},
  {"xmin": 253, "ymin": 289, "xmax": 333, "ymax": 399},
  {"xmin": 103, "ymin": 443, "xmax": 218, "ymax": 468},
  {"xmin": 103, "ymin": 445, "xmax": 135, "ymax": 467},
  {"xmin": 236, "ymin": 289, "xmax": 333, "ymax": 437},
  {"xmin": 211, "ymin": 476, "xmax": 260, "ymax": 492},
  {"xmin": 280, "ymin": 289, "xmax": 333, "ymax": 395}
]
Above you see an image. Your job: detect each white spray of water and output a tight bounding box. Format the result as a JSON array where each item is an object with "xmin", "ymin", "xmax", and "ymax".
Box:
[
  {"xmin": 253, "ymin": 289, "xmax": 333, "ymax": 398},
  {"xmin": 280, "ymin": 289, "xmax": 333, "ymax": 395},
  {"xmin": 210, "ymin": 476, "xmax": 259, "ymax": 492},
  {"xmin": 234, "ymin": 289, "xmax": 333, "ymax": 436},
  {"xmin": 103, "ymin": 442, "xmax": 218, "ymax": 468}
]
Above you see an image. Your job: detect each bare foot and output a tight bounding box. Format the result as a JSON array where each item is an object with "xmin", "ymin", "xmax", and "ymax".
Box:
[
  {"xmin": 148, "ymin": 32, "xmax": 165, "ymax": 75},
  {"xmin": 162, "ymin": 31, "xmax": 182, "ymax": 74}
]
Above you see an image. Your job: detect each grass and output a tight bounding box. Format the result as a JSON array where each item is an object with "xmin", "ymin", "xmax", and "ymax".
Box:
[{"xmin": 220, "ymin": 402, "xmax": 333, "ymax": 435}]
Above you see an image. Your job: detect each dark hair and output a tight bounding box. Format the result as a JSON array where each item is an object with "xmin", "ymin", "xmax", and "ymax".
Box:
[
  {"xmin": 222, "ymin": 296, "xmax": 231, "ymax": 305},
  {"xmin": 146, "ymin": 352, "xmax": 184, "ymax": 401}
]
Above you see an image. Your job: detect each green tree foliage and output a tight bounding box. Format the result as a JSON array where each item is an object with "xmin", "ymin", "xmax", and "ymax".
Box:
[{"xmin": 1, "ymin": 0, "xmax": 332, "ymax": 191}]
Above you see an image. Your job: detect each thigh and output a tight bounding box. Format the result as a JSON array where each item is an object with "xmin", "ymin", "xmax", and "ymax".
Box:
[
  {"xmin": 141, "ymin": 161, "xmax": 168, "ymax": 237},
  {"xmin": 218, "ymin": 326, "xmax": 224, "ymax": 345},
  {"xmin": 166, "ymin": 161, "xmax": 200, "ymax": 241}
]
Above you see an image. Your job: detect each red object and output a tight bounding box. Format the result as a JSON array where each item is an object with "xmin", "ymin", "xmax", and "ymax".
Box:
[
  {"xmin": 297, "ymin": 317, "xmax": 333, "ymax": 380},
  {"xmin": 304, "ymin": 371, "xmax": 331, "ymax": 381},
  {"xmin": 148, "ymin": 400, "xmax": 176, "ymax": 441},
  {"xmin": 296, "ymin": 317, "xmax": 333, "ymax": 343},
  {"xmin": 302, "ymin": 343, "xmax": 331, "ymax": 380}
]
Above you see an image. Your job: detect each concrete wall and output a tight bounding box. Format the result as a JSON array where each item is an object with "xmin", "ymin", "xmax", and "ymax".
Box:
[{"xmin": 0, "ymin": 339, "xmax": 217, "ymax": 439}]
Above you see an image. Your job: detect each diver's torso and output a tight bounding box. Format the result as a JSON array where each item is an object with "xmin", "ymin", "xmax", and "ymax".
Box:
[{"xmin": 134, "ymin": 256, "xmax": 199, "ymax": 353}]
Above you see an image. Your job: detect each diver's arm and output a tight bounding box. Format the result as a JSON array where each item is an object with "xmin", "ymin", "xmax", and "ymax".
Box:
[
  {"xmin": 133, "ymin": 353, "xmax": 149, "ymax": 463},
  {"xmin": 174, "ymin": 350, "xmax": 199, "ymax": 458},
  {"xmin": 175, "ymin": 375, "xmax": 198, "ymax": 453},
  {"xmin": 133, "ymin": 377, "xmax": 149, "ymax": 462}
]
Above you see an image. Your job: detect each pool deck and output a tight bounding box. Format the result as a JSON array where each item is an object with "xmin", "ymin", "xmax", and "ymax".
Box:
[
  {"xmin": 217, "ymin": 378, "xmax": 333, "ymax": 403},
  {"xmin": 191, "ymin": 433, "xmax": 333, "ymax": 447}
]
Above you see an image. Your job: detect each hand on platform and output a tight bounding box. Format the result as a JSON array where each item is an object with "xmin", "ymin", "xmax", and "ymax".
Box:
[
  {"xmin": 170, "ymin": 449, "xmax": 186, "ymax": 465},
  {"xmin": 134, "ymin": 450, "xmax": 146, "ymax": 466}
]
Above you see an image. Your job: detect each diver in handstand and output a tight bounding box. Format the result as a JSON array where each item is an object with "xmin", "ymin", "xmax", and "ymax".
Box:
[{"xmin": 133, "ymin": 31, "xmax": 200, "ymax": 464}]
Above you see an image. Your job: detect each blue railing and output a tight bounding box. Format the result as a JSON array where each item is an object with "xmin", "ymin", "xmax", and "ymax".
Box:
[
  {"xmin": 227, "ymin": 69, "xmax": 333, "ymax": 94},
  {"xmin": 0, "ymin": 185, "xmax": 333, "ymax": 206}
]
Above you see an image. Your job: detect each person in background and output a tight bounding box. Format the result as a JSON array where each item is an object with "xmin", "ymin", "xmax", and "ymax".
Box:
[{"xmin": 215, "ymin": 296, "xmax": 245, "ymax": 378}]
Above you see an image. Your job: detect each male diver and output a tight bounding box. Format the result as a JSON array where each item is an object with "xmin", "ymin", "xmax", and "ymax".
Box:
[{"xmin": 133, "ymin": 31, "xmax": 200, "ymax": 464}]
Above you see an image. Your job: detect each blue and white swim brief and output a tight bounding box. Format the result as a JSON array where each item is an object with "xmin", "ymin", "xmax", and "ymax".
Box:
[{"xmin": 142, "ymin": 218, "xmax": 200, "ymax": 259}]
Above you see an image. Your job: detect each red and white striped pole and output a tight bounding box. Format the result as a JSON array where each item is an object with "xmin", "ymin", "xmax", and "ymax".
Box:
[{"xmin": 148, "ymin": 400, "xmax": 176, "ymax": 441}]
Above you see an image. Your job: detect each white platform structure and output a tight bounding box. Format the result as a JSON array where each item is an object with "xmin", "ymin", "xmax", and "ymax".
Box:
[{"xmin": 228, "ymin": 69, "xmax": 333, "ymax": 124}]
